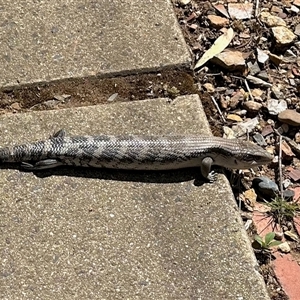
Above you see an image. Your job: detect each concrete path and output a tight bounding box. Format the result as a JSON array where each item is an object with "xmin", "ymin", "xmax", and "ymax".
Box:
[
  {"xmin": 1, "ymin": 96, "xmax": 269, "ymax": 299},
  {"xmin": 0, "ymin": 0, "xmax": 190, "ymax": 88},
  {"xmin": 0, "ymin": 1, "xmax": 270, "ymax": 299}
]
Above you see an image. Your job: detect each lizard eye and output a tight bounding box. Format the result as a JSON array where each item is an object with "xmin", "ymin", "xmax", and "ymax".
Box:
[{"xmin": 242, "ymin": 154, "xmax": 256, "ymax": 162}]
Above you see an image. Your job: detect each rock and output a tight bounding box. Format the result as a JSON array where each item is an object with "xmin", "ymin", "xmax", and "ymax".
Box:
[
  {"xmin": 280, "ymin": 140, "xmax": 295, "ymax": 160},
  {"xmin": 222, "ymin": 126, "xmax": 236, "ymax": 139},
  {"xmin": 227, "ymin": 114, "xmax": 243, "ymax": 122},
  {"xmin": 203, "ymin": 83, "xmax": 215, "ymax": 93},
  {"xmin": 287, "ymin": 168, "xmax": 300, "ymax": 181},
  {"xmin": 212, "ymin": 50, "xmax": 246, "ymax": 72},
  {"xmin": 295, "ymin": 24, "xmax": 300, "ymax": 36},
  {"xmin": 229, "ymin": 90, "xmax": 244, "ymax": 108},
  {"xmin": 252, "ymin": 177, "xmax": 279, "ymax": 200},
  {"xmin": 295, "ymin": 132, "xmax": 300, "ymax": 143},
  {"xmin": 260, "ymin": 12, "xmax": 286, "ymax": 27},
  {"xmin": 228, "ymin": 3, "xmax": 253, "ymax": 20},
  {"xmin": 278, "ymin": 109, "xmax": 300, "ymax": 126},
  {"xmin": 247, "ymin": 61, "xmax": 261, "ymax": 75},
  {"xmin": 267, "ymin": 99, "xmax": 288, "ymax": 115},
  {"xmin": 272, "ymin": 26, "xmax": 297, "ymax": 47},
  {"xmin": 10, "ymin": 102, "xmax": 21, "ymax": 110},
  {"xmin": 257, "ymin": 71, "xmax": 269, "ymax": 82},
  {"xmin": 179, "ymin": 0, "xmax": 191, "ymax": 5},
  {"xmin": 268, "ymin": 52, "xmax": 283, "ymax": 66},
  {"xmin": 257, "ymin": 48, "xmax": 269, "ymax": 64},
  {"xmin": 107, "ymin": 93, "xmax": 119, "ymax": 102},
  {"xmin": 243, "ymin": 101, "xmax": 262, "ymax": 114},
  {"xmin": 244, "ymin": 188, "xmax": 257, "ymax": 208},
  {"xmin": 207, "ymin": 15, "xmax": 229, "ymax": 29},
  {"xmin": 278, "ymin": 242, "xmax": 291, "ymax": 253},
  {"xmin": 213, "ymin": 3, "xmax": 230, "ymax": 18},
  {"xmin": 231, "ymin": 117, "xmax": 259, "ymax": 136},
  {"xmin": 253, "ymin": 133, "xmax": 267, "ymax": 146},
  {"xmin": 282, "ymin": 189, "xmax": 295, "ymax": 200},
  {"xmin": 251, "ymin": 88, "xmax": 264, "ymax": 98},
  {"xmin": 246, "ymin": 75, "xmax": 272, "ymax": 87},
  {"xmin": 271, "ymin": 85, "xmax": 283, "ymax": 99},
  {"xmin": 261, "ymin": 125, "xmax": 274, "ymax": 137}
]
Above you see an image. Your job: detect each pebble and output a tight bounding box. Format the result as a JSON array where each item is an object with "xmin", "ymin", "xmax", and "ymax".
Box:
[
  {"xmin": 271, "ymin": 85, "xmax": 283, "ymax": 99},
  {"xmin": 257, "ymin": 48, "xmax": 269, "ymax": 64},
  {"xmin": 278, "ymin": 242, "xmax": 291, "ymax": 253},
  {"xmin": 243, "ymin": 101, "xmax": 262, "ymax": 114},
  {"xmin": 246, "ymin": 75, "xmax": 272, "ymax": 87},
  {"xmin": 278, "ymin": 109, "xmax": 300, "ymax": 126},
  {"xmin": 227, "ymin": 114, "xmax": 243, "ymax": 122},
  {"xmin": 207, "ymin": 15, "xmax": 229, "ymax": 29},
  {"xmin": 252, "ymin": 176, "xmax": 279, "ymax": 200},
  {"xmin": 253, "ymin": 133, "xmax": 267, "ymax": 146},
  {"xmin": 282, "ymin": 188, "xmax": 295, "ymax": 200},
  {"xmin": 267, "ymin": 99, "xmax": 288, "ymax": 115},
  {"xmin": 260, "ymin": 12, "xmax": 286, "ymax": 27},
  {"xmin": 272, "ymin": 26, "xmax": 297, "ymax": 47}
]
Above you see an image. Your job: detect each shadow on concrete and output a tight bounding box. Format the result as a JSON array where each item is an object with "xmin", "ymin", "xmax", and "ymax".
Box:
[{"xmin": 0, "ymin": 163, "xmax": 213, "ymax": 186}]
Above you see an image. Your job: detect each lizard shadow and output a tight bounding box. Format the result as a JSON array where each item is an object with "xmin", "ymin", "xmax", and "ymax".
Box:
[{"xmin": 0, "ymin": 163, "xmax": 208, "ymax": 186}]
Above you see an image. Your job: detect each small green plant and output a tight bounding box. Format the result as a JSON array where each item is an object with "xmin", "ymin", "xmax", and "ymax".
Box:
[
  {"xmin": 265, "ymin": 196, "xmax": 300, "ymax": 226},
  {"xmin": 252, "ymin": 232, "xmax": 282, "ymax": 252}
]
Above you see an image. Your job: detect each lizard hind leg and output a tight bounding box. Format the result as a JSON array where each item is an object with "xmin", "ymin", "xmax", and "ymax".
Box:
[{"xmin": 21, "ymin": 159, "xmax": 63, "ymax": 170}]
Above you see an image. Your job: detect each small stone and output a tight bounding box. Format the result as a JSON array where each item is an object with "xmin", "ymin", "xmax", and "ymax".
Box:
[
  {"xmin": 282, "ymin": 179, "xmax": 292, "ymax": 189},
  {"xmin": 268, "ymin": 52, "xmax": 283, "ymax": 66},
  {"xmin": 267, "ymin": 99, "xmax": 288, "ymax": 115},
  {"xmin": 243, "ymin": 101, "xmax": 262, "ymax": 113},
  {"xmin": 207, "ymin": 15, "xmax": 229, "ymax": 29},
  {"xmin": 277, "ymin": 241, "xmax": 291, "ymax": 253},
  {"xmin": 257, "ymin": 48, "xmax": 269, "ymax": 64},
  {"xmin": 256, "ymin": 71, "xmax": 269, "ymax": 82},
  {"xmin": 280, "ymin": 140, "xmax": 295, "ymax": 160},
  {"xmin": 284, "ymin": 231, "xmax": 299, "ymax": 242},
  {"xmin": 10, "ymin": 102, "xmax": 21, "ymax": 110},
  {"xmin": 203, "ymin": 83, "xmax": 215, "ymax": 93},
  {"xmin": 282, "ymin": 189, "xmax": 295, "ymax": 200},
  {"xmin": 253, "ymin": 133, "xmax": 267, "ymax": 146},
  {"xmin": 290, "ymin": 5, "xmax": 300, "ymax": 13},
  {"xmin": 272, "ymin": 26, "xmax": 297, "ymax": 47},
  {"xmin": 229, "ymin": 90, "xmax": 244, "ymax": 108},
  {"xmin": 231, "ymin": 117, "xmax": 259, "ymax": 136},
  {"xmin": 261, "ymin": 125, "xmax": 274, "ymax": 136},
  {"xmin": 295, "ymin": 24, "xmax": 300, "ymax": 36},
  {"xmin": 107, "ymin": 93, "xmax": 118, "ymax": 102},
  {"xmin": 288, "ymin": 168, "xmax": 300, "ymax": 181},
  {"xmin": 278, "ymin": 109, "xmax": 300, "ymax": 126},
  {"xmin": 295, "ymin": 132, "xmax": 300, "ymax": 143},
  {"xmin": 212, "ymin": 50, "xmax": 246, "ymax": 72},
  {"xmin": 179, "ymin": 0, "xmax": 191, "ymax": 5},
  {"xmin": 247, "ymin": 61, "xmax": 261, "ymax": 75},
  {"xmin": 227, "ymin": 114, "xmax": 243, "ymax": 122},
  {"xmin": 252, "ymin": 176, "xmax": 279, "ymax": 200},
  {"xmin": 228, "ymin": 3, "xmax": 253, "ymax": 20},
  {"xmin": 271, "ymin": 85, "xmax": 283, "ymax": 99},
  {"xmin": 251, "ymin": 88, "xmax": 264, "ymax": 98},
  {"xmin": 260, "ymin": 12, "xmax": 286, "ymax": 27},
  {"xmin": 246, "ymin": 75, "xmax": 272, "ymax": 87},
  {"xmin": 294, "ymin": 0, "xmax": 300, "ymax": 6},
  {"xmin": 223, "ymin": 126, "xmax": 236, "ymax": 139},
  {"xmin": 213, "ymin": 3, "xmax": 230, "ymax": 18},
  {"xmin": 244, "ymin": 188, "xmax": 257, "ymax": 207}
]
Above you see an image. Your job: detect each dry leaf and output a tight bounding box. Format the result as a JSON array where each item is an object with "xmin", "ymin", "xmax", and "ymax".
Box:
[{"xmin": 194, "ymin": 28, "xmax": 234, "ymax": 69}]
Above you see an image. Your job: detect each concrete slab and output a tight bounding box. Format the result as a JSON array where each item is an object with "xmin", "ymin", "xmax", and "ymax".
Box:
[
  {"xmin": 0, "ymin": 95, "xmax": 269, "ymax": 299},
  {"xmin": 0, "ymin": 0, "xmax": 190, "ymax": 89}
]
